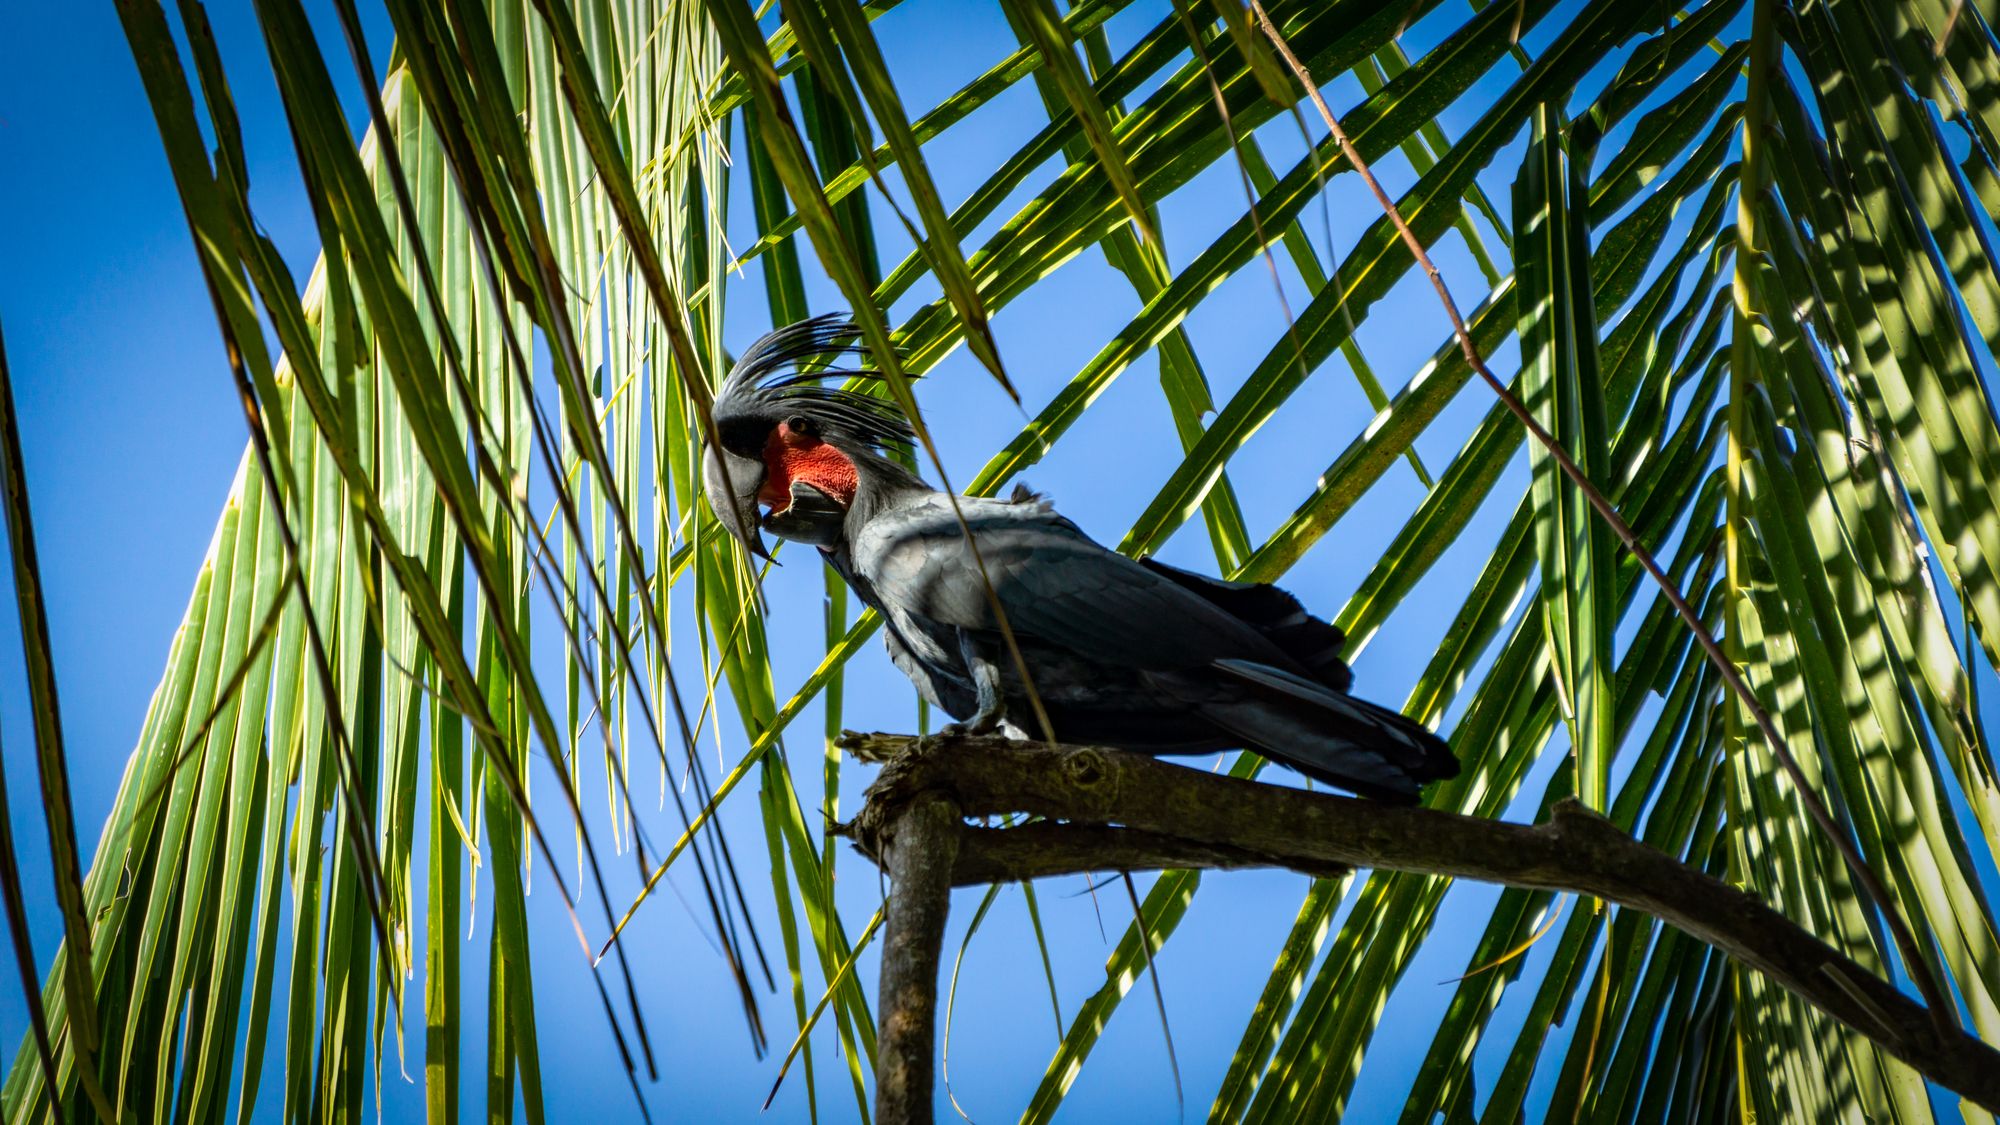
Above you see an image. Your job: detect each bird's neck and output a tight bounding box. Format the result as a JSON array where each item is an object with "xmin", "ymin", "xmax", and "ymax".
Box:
[{"xmin": 842, "ymin": 451, "xmax": 934, "ymax": 541}]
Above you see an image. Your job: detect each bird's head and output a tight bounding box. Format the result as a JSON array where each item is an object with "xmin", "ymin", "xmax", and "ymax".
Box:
[{"xmin": 701, "ymin": 315, "xmax": 915, "ymax": 559}]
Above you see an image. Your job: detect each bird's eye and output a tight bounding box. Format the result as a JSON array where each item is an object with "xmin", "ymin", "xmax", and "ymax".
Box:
[{"xmin": 786, "ymin": 415, "xmax": 817, "ymax": 437}]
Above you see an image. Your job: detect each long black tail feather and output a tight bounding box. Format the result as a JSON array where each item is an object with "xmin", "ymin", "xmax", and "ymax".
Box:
[{"xmin": 1208, "ymin": 658, "xmax": 1458, "ymax": 803}]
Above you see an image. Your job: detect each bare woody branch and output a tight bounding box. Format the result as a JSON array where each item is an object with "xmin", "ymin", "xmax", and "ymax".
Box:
[
  {"xmin": 834, "ymin": 733, "xmax": 2000, "ymax": 1116},
  {"xmin": 871, "ymin": 791, "xmax": 962, "ymax": 1125}
]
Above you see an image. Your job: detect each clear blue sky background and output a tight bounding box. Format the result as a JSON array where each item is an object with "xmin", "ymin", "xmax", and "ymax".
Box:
[{"xmin": 0, "ymin": 1, "xmax": 1781, "ymax": 1120}]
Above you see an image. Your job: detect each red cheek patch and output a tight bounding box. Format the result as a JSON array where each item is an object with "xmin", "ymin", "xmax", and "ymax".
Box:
[{"xmin": 760, "ymin": 422, "xmax": 859, "ymax": 513}]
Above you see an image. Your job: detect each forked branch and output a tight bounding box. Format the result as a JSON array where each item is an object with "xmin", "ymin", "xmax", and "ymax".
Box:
[{"xmin": 835, "ymin": 734, "xmax": 2000, "ymax": 1120}]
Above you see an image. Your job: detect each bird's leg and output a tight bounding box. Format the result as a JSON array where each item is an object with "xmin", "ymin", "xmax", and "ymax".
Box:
[{"xmin": 940, "ymin": 631, "xmax": 1006, "ymax": 737}]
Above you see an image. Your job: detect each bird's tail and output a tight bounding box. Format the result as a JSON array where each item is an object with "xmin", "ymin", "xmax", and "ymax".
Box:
[{"xmin": 1204, "ymin": 659, "xmax": 1458, "ymax": 804}]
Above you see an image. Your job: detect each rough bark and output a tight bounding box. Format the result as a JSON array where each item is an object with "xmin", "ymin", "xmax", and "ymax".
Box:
[
  {"xmin": 868, "ymin": 789, "xmax": 961, "ymax": 1125},
  {"xmin": 834, "ymin": 732, "xmax": 2000, "ymax": 1117}
]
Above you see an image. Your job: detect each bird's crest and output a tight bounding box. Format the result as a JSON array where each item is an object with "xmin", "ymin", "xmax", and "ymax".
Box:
[
  {"xmin": 715, "ymin": 314, "xmax": 915, "ymax": 451},
  {"xmin": 1008, "ymin": 482, "xmax": 1054, "ymax": 512}
]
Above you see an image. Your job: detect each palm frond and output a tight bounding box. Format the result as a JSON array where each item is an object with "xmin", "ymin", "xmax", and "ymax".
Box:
[{"xmin": 6, "ymin": 0, "xmax": 2000, "ymax": 1121}]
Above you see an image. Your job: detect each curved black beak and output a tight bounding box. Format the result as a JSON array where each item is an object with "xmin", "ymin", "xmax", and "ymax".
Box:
[
  {"xmin": 701, "ymin": 443, "xmax": 772, "ymax": 561},
  {"xmin": 762, "ymin": 479, "xmax": 847, "ymax": 548}
]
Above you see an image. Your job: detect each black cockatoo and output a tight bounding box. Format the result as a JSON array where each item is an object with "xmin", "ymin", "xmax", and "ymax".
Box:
[{"xmin": 701, "ymin": 316, "xmax": 1458, "ymax": 803}]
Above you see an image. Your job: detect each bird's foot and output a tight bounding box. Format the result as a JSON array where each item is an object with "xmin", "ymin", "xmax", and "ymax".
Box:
[{"xmin": 936, "ymin": 711, "xmax": 1002, "ymax": 741}]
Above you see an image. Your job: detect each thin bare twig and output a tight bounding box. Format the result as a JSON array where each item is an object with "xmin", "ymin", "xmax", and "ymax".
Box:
[
  {"xmin": 1936, "ymin": 0, "xmax": 1965, "ymax": 58},
  {"xmin": 1243, "ymin": 0, "xmax": 1958, "ymax": 1036}
]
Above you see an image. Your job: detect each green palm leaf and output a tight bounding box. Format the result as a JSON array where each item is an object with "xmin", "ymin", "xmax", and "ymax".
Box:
[{"xmin": 6, "ymin": 0, "xmax": 2000, "ymax": 1121}]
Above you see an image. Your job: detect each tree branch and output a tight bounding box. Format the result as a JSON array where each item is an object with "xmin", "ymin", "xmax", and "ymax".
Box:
[
  {"xmin": 834, "ymin": 733, "xmax": 2000, "ymax": 1116},
  {"xmin": 869, "ymin": 788, "xmax": 962, "ymax": 1125},
  {"xmin": 949, "ymin": 821, "xmax": 1350, "ymax": 885}
]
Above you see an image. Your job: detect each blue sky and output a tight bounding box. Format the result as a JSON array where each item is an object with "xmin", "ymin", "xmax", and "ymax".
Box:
[{"xmin": 0, "ymin": 1, "xmax": 1785, "ymax": 1121}]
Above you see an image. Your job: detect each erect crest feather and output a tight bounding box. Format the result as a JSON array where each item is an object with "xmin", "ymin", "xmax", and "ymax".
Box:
[{"xmin": 715, "ymin": 313, "xmax": 914, "ymax": 450}]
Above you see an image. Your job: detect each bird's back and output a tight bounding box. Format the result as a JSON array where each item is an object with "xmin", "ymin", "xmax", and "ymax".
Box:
[
  {"xmin": 843, "ymin": 486, "xmax": 1457, "ymax": 802},
  {"xmin": 849, "ymin": 489, "xmax": 1301, "ymax": 673}
]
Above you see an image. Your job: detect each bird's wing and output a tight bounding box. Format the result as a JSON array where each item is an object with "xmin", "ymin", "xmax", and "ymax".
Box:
[
  {"xmin": 873, "ymin": 495, "xmax": 1288, "ymax": 672},
  {"xmin": 1138, "ymin": 557, "xmax": 1353, "ymax": 693},
  {"xmin": 881, "ymin": 622, "xmax": 976, "ymax": 719}
]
